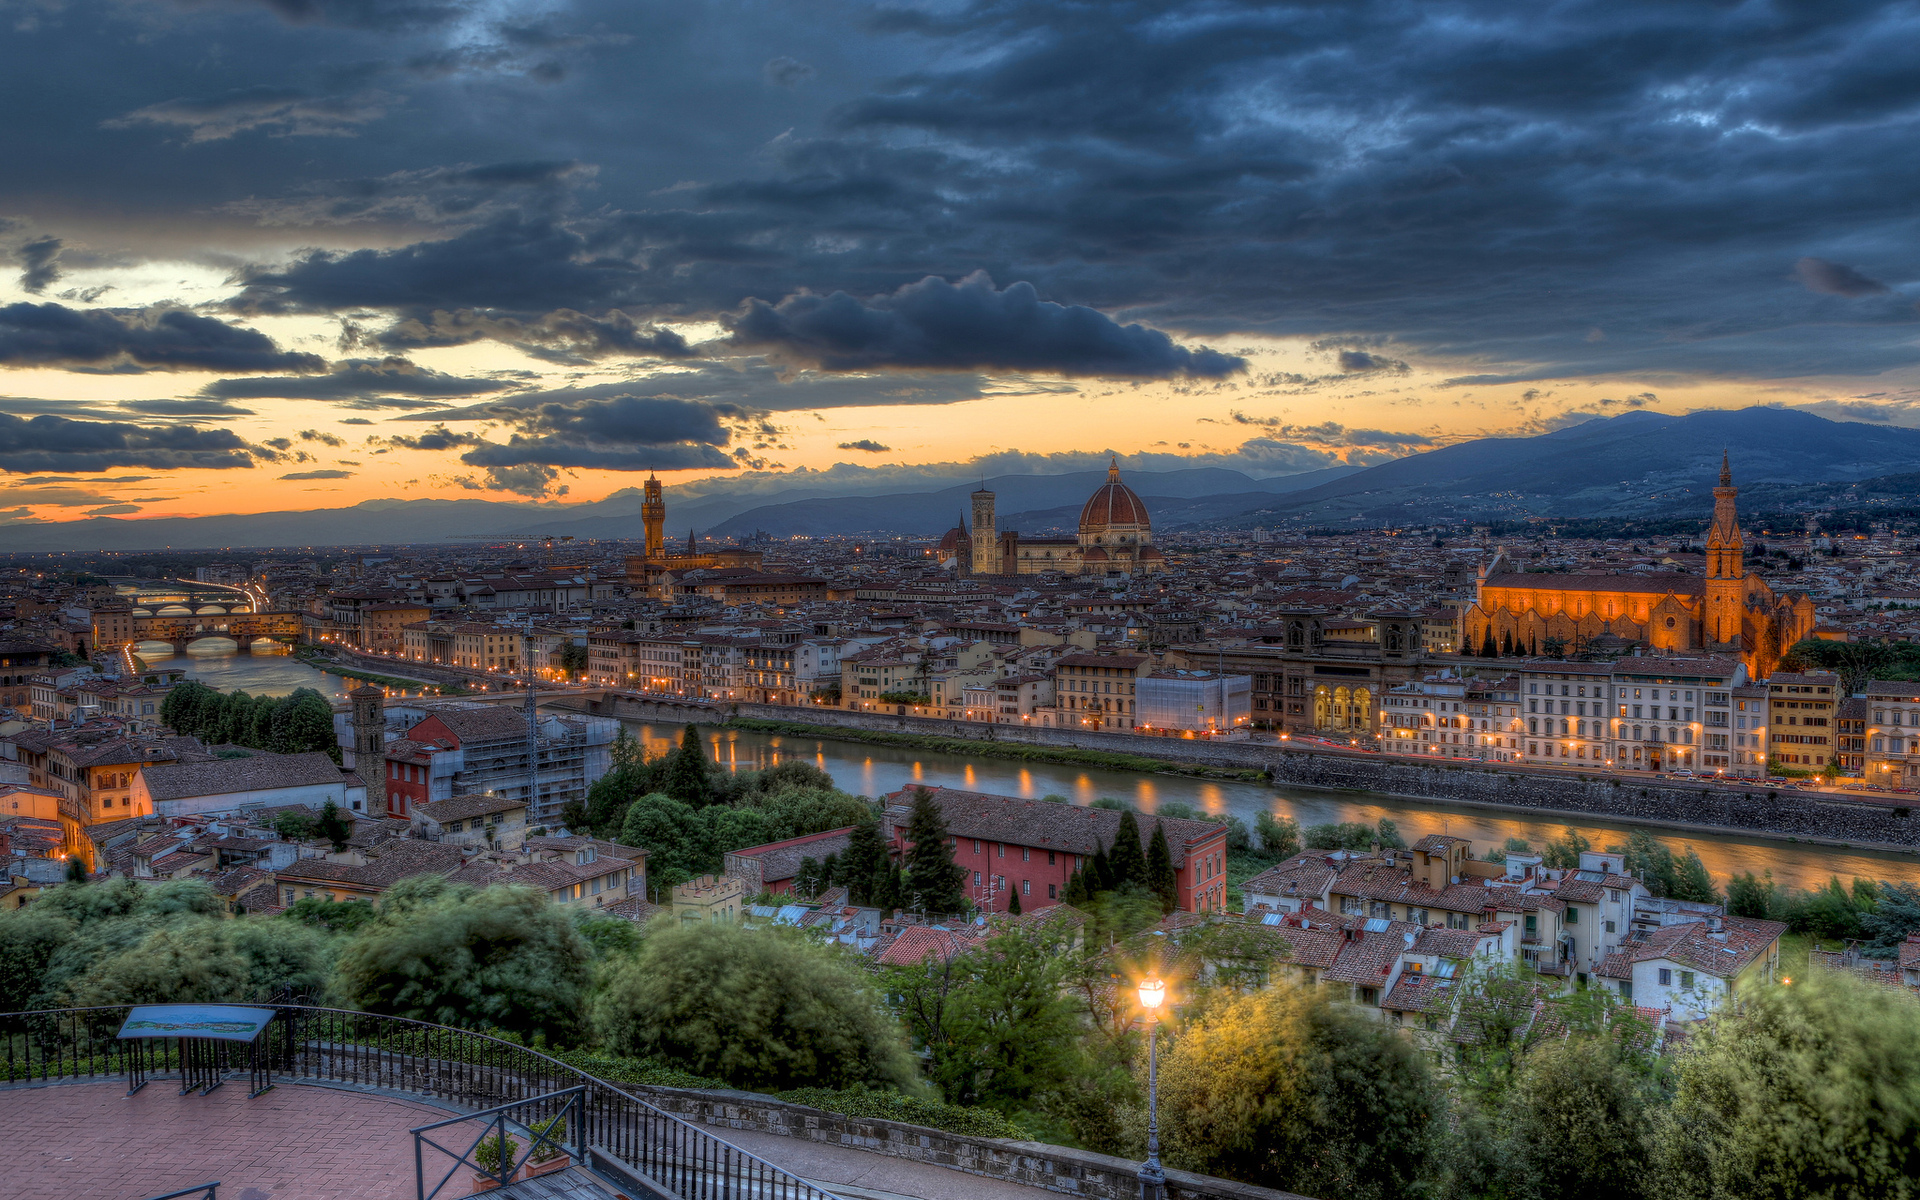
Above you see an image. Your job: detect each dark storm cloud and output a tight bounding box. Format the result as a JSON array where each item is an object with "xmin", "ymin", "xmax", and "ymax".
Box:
[
  {"xmin": 724, "ymin": 272, "xmax": 1244, "ymax": 377},
  {"xmin": 401, "ymin": 361, "xmax": 1011, "ymax": 421},
  {"xmin": 189, "ymin": 0, "xmax": 473, "ymax": 31},
  {"xmin": 0, "ymin": 413, "xmax": 256, "ymax": 472},
  {"xmin": 278, "ymin": 468, "xmax": 354, "ymax": 479},
  {"xmin": 17, "ymin": 0, "xmax": 1920, "ymax": 385},
  {"xmin": 104, "ymin": 87, "xmax": 393, "ymax": 142},
  {"xmin": 1795, "ymin": 257, "xmax": 1891, "ymax": 298},
  {"xmin": 202, "ymin": 357, "xmax": 514, "ymax": 403},
  {"xmin": 119, "ymin": 398, "xmax": 258, "ymax": 417},
  {"xmin": 376, "ymin": 423, "xmax": 485, "ymax": 452},
  {"xmin": 225, "ymin": 160, "xmax": 595, "ymax": 228},
  {"xmin": 374, "ymin": 308, "xmax": 691, "ymax": 363},
  {"xmin": 0, "ymin": 304, "xmax": 325, "ymax": 373},
  {"xmin": 838, "ymin": 439, "xmax": 889, "ymax": 452},
  {"xmin": 416, "ymin": 395, "xmax": 745, "ymax": 481},
  {"xmin": 16, "ymin": 237, "xmax": 62, "ymax": 294}
]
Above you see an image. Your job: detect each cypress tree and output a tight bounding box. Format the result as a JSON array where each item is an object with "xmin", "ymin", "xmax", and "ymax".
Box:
[
  {"xmin": 1063, "ymin": 867, "xmax": 1088, "ymax": 906},
  {"xmin": 1090, "ymin": 844, "xmax": 1113, "ymax": 893},
  {"xmin": 903, "ymin": 787, "xmax": 967, "ymax": 916},
  {"xmin": 1146, "ymin": 821, "xmax": 1178, "ymax": 913},
  {"xmin": 1007, "ymin": 888, "xmax": 1022, "ymax": 916},
  {"xmin": 820, "ymin": 851, "xmax": 840, "ymax": 888},
  {"xmin": 663, "ymin": 724, "xmax": 712, "ymax": 807},
  {"xmin": 317, "ymin": 800, "xmax": 352, "ymax": 852},
  {"xmin": 1108, "ymin": 809, "xmax": 1149, "ymax": 890},
  {"xmin": 839, "ymin": 819, "xmax": 890, "ymax": 906},
  {"xmin": 794, "ymin": 856, "xmax": 820, "ymax": 897},
  {"xmin": 1481, "ymin": 628, "xmax": 1499, "ymax": 658}
]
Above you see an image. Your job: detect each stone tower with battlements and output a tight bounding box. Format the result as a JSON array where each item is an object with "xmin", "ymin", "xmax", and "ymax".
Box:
[
  {"xmin": 642, "ymin": 473, "xmax": 666, "ymax": 561},
  {"xmin": 349, "ymin": 684, "xmax": 386, "ymax": 817}
]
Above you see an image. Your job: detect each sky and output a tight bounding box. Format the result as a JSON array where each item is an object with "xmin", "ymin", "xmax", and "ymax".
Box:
[{"xmin": 5, "ymin": 0, "xmax": 1920, "ymax": 524}]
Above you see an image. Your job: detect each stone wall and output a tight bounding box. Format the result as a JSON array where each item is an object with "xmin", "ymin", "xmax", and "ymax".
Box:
[{"xmin": 629, "ymin": 1084, "xmax": 1311, "ymax": 1200}]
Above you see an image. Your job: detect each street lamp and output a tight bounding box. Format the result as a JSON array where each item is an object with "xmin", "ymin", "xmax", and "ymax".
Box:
[{"xmin": 1137, "ymin": 976, "xmax": 1167, "ymax": 1200}]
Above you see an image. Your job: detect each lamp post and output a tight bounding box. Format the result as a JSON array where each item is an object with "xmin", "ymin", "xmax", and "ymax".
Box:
[{"xmin": 1137, "ymin": 976, "xmax": 1166, "ymax": 1200}]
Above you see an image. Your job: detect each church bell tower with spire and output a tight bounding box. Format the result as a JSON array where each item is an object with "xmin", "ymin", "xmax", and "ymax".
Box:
[
  {"xmin": 1705, "ymin": 451, "xmax": 1746, "ymax": 649},
  {"xmin": 642, "ymin": 473, "xmax": 666, "ymax": 561}
]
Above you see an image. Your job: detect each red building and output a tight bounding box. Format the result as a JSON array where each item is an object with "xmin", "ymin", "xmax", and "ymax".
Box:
[
  {"xmin": 881, "ymin": 786, "xmax": 1232, "ymax": 914},
  {"xmin": 722, "ymin": 827, "xmax": 855, "ymax": 895}
]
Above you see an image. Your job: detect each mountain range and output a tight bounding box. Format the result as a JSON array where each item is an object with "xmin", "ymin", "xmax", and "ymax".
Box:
[{"xmin": 2, "ymin": 407, "xmax": 1916, "ymax": 551}]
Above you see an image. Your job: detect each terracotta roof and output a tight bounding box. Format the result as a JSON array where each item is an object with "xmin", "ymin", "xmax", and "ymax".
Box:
[
  {"xmin": 883, "ymin": 787, "xmax": 1225, "ymax": 867},
  {"xmin": 872, "ymin": 924, "xmax": 985, "ymax": 966},
  {"xmin": 274, "ymin": 839, "xmax": 466, "ymax": 889},
  {"xmin": 1482, "ymin": 572, "xmax": 1705, "ymax": 596},
  {"xmin": 140, "ymin": 752, "xmax": 347, "ymax": 801},
  {"xmin": 417, "ymin": 793, "xmax": 527, "ymax": 824}
]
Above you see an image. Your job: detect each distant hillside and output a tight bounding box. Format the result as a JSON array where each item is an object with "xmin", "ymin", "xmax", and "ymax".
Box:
[
  {"xmin": 1218, "ymin": 407, "xmax": 1920, "ymax": 526},
  {"xmin": 705, "ymin": 465, "xmax": 1360, "ymax": 537}
]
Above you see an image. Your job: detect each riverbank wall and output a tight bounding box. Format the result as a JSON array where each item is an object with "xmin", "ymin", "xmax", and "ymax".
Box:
[{"xmin": 573, "ymin": 693, "xmax": 1920, "ymax": 851}]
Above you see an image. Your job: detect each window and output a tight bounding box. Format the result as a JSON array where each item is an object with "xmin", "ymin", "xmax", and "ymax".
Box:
[
  {"xmin": 1605, "ymin": 920, "xmax": 1616, "ymax": 934},
  {"xmin": 973, "ymin": 871, "xmax": 982, "ymax": 885},
  {"xmin": 1048, "ymin": 883, "xmax": 1057, "ymax": 899},
  {"xmin": 1566, "ymin": 906, "xmax": 1578, "ymax": 924},
  {"xmin": 1022, "ymin": 880, "xmax": 1031, "ymax": 896},
  {"xmin": 1680, "ymin": 971, "xmax": 1695, "ymax": 989},
  {"xmin": 1047, "ymin": 850, "xmax": 1056, "ymax": 865},
  {"xmin": 1659, "ymin": 968, "xmax": 1672, "ymax": 986}
]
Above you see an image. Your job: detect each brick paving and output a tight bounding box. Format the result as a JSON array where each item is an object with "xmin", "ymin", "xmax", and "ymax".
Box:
[{"xmin": 6, "ymin": 1079, "xmax": 454, "ymax": 1200}]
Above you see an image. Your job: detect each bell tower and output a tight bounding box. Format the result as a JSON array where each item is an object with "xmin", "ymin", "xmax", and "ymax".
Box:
[
  {"xmin": 642, "ymin": 473, "xmax": 666, "ymax": 561},
  {"xmin": 349, "ymin": 684, "xmax": 387, "ymax": 816},
  {"xmin": 1704, "ymin": 451, "xmax": 1746, "ymax": 649},
  {"xmin": 970, "ymin": 487, "xmax": 997, "ymax": 577}
]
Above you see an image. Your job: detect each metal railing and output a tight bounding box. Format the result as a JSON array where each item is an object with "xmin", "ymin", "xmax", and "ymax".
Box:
[
  {"xmin": 413, "ymin": 1086, "xmax": 585, "ymax": 1200},
  {"xmin": 0, "ymin": 1005, "xmax": 843, "ymax": 1200},
  {"xmin": 141, "ymin": 1185, "xmax": 218, "ymax": 1200}
]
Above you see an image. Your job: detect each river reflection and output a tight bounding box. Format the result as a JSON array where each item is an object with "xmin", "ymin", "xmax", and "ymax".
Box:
[
  {"xmin": 617, "ymin": 719, "xmax": 1920, "ymax": 893},
  {"xmin": 130, "ymin": 640, "xmax": 427, "ymax": 701}
]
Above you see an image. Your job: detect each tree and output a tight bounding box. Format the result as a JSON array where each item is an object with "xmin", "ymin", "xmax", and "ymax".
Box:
[
  {"xmin": 64, "ymin": 857, "xmax": 88, "ymax": 884},
  {"xmin": 819, "ymin": 851, "xmax": 840, "ymax": 888},
  {"xmin": 332, "ymin": 880, "xmax": 595, "ymax": 1044},
  {"xmin": 0, "ymin": 908, "xmax": 74, "ymax": 1013},
  {"xmin": 755, "ymin": 787, "xmax": 873, "ymax": 842},
  {"xmin": 1655, "ymin": 971, "xmax": 1920, "ymax": 1199},
  {"xmin": 1496, "ymin": 1032, "xmax": 1662, "ymax": 1200},
  {"xmin": 1305, "ymin": 821, "xmax": 1376, "ymax": 852},
  {"xmin": 1726, "ymin": 870, "xmax": 1779, "ymax": 920},
  {"xmin": 272, "ymin": 808, "xmax": 317, "ymax": 842},
  {"xmin": 1860, "ymin": 880, "xmax": 1920, "ymax": 958},
  {"xmin": 903, "ymin": 788, "xmax": 967, "ymax": 915},
  {"xmin": 1006, "ymin": 888, "xmax": 1022, "ymax": 915},
  {"xmin": 839, "ymin": 819, "xmax": 890, "ymax": 906},
  {"xmin": 274, "ymin": 688, "xmax": 340, "ymax": 762},
  {"xmin": 316, "ymin": 800, "xmax": 352, "ymax": 852},
  {"xmin": 617, "ymin": 793, "xmax": 701, "ymax": 896},
  {"xmin": 888, "ymin": 922, "xmax": 1078, "ymax": 1110},
  {"xmin": 1541, "ymin": 826, "xmax": 1592, "ymax": 869},
  {"xmin": 1146, "ymin": 822, "xmax": 1177, "ymax": 913},
  {"xmin": 595, "ymin": 920, "xmax": 918, "ymax": 1092},
  {"xmin": 1107, "ymin": 809, "xmax": 1149, "ymax": 889},
  {"xmin": 1668, "ymin": 847, "xmax": 1719, "ymax": 904},
  {"xmin": 1374, "ymin": 817, "xmax": 1406, "ymax": 850},
  {"xmin": 284, "ymin": 895, "xmax": 377, "ymax": 935},
  {"xmin": 1254, "ymin": 812, "xmax": 1300, "ymax": 860},
  {"xmin": 1153, "ymin": 983, "xmax": 1439, "ymax": 1200},
  {"xmin": 794, "ymin": 856, "xmax": 821, "ymax": 898},
  {"xmin": 663, "ymin": 725, "xmax": 713, "ymax": 807}
]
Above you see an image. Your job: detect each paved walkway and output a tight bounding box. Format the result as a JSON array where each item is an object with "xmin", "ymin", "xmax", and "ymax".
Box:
[
  {"xmin": 5, "ymin": 1079, "xmax": 449, "ymax": 1200},
  {"xmin": 705, "ymin": 1125, "xmax": 1059, "ymax": 1200}
]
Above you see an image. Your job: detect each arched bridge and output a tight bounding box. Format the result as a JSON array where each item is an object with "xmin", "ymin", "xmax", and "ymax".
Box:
[{"xmin": 126, "ymin": 611, "xmax": 304, "ymax": 653}]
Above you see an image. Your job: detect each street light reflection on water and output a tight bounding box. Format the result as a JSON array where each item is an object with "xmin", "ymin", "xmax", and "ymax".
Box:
[{"xmin": 621, "ymin": 719, "xmax": 1920, "ymax": 894}]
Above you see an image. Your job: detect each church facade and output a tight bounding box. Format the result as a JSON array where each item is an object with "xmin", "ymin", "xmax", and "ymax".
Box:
[
  {"xmin": 941, "ymin": 460, "xmax": 1167, "ymax": 577},
  {"xmin": 1460, "ymin": 457, "xmax": 1814, "ymax": 678}
]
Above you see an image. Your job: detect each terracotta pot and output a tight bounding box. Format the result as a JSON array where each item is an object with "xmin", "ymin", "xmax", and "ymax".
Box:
[
  {"xmin": 470, "ymin": 1172, "xmax": 509, "ymax": 1194},
  {"xmin": 526, "ymin": 1155, "xmax": 572, "ymax": 1178}
]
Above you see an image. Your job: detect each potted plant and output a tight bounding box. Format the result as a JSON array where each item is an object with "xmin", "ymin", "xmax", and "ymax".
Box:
[
  {"xmin": 524, "ymin": 1115, "xmax": 571, "ymax": 1177},
  {"xmin": 471, "ymin": 1130, "xmax": 519, "ymax": 1193}
]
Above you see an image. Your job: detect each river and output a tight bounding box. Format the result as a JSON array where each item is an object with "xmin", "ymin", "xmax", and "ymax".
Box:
[
  {"xmin": 619, "ymin": 720, "xmax": 1920, "ymax": 894},
  {"xmin": 130, "ymin": 639, "xmax": 430, "ymax": 701},
  {"xmin": 134, "ymin": 647, "xmax": 1920, "ymax": 891}
]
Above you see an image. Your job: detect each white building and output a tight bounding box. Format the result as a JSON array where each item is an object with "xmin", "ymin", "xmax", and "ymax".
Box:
[
  {"xmin": 135, "ymin": 751, "xmax": 368, "ymax": 817},
  {"xmin": 1136, "ymin": 670, "xmax": 1251, "ymax": 734}
]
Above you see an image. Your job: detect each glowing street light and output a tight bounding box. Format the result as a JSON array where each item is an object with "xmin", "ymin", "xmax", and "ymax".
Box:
[{"xmin": 1137, "ymin": 976, "xmax": 1167, "ymax": 1200}]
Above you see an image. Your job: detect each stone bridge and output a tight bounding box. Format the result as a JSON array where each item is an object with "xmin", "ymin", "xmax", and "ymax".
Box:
[{"xmin": 123, "ymin": 610, "xmax": 304, "ymax": 653}]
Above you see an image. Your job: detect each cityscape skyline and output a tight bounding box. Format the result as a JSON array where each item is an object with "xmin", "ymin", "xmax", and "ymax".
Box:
[{"xmin": 7, "ymin": 1, "xmax": 1920, "ymax": 525}]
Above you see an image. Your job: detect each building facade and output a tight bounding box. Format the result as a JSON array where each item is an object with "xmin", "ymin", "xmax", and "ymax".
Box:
[
  {"xmin": 1460, "ymin": 457, "xmax": 1814, "ymax": 678},
  {"xmin": 944, "ymin": 460, "xmax": 1167, "ymax": 577}
]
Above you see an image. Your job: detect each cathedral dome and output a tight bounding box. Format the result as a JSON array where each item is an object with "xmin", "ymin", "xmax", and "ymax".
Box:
[{"xmin": 1079, "ymin": 459, "xmax": 1151, "ymax": 537}]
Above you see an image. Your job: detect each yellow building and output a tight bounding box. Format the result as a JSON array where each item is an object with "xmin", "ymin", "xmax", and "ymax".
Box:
[
  {"xmin": 673, "ymin": 874, "xmax": 744, "ymax": 924},
  {"xmin": 1767, "ymin": 671, "xmax": 1839, "ymax": 771}
]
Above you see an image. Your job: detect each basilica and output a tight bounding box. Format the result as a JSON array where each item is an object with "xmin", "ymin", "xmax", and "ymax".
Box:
[
  {"xmin": 1460, "ymin": 456, "xmax": 1815, "ymax": 677},
  {"xmin": 942, "ymin": 460, "xmax": 1167, "ymax": 577}
]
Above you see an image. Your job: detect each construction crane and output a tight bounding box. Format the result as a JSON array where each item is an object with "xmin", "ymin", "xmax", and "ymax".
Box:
[{"xmin": 446, "ymin": 534, "xmax": 577, "ymax": 563}]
